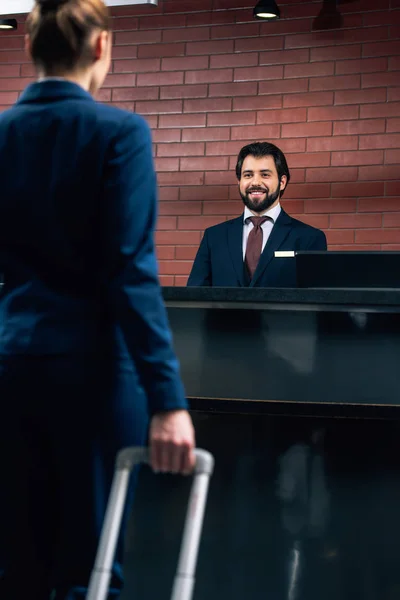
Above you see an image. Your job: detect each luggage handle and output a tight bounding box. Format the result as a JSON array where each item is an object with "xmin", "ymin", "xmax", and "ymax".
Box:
[{"xmin": 87, "ymin": 447, "xmax": 214, "ymax": 600}]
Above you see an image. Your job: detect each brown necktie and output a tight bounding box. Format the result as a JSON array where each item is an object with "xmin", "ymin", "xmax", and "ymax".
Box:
[{"xmin": 245, "ymin": 216, "xmax": 270, "ymax": 279}]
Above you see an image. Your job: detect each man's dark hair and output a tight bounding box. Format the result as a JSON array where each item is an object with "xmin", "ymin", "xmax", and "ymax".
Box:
[{"xmin": 235, "ymin": 142, "xmax": 291, "ymax": 196}]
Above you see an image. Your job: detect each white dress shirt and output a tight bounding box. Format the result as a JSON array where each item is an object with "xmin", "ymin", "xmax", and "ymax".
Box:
[{"xmin": 242, "ymin": 202, "xmax": 282, "ymax": 260}]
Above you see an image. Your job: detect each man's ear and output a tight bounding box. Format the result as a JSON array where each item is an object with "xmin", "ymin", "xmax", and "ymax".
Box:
[{"xmin": 280, "ymin": 175, "xmax": 287, "ymax": 192}]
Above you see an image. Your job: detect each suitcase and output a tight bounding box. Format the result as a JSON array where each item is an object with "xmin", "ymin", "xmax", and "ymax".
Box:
[{"xmin": 86, "ymin": 447, "xmax": 214, "ymax": 600}]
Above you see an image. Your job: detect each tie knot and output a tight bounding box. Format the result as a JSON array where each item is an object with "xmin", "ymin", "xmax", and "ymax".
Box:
[{"xmin": 248, "ymin": 216, "xmax": 270, "ymax": 229}]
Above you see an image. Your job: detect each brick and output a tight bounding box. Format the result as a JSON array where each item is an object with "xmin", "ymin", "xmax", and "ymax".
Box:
[
  {"xmin": 329, "ymin": 245, "xmax": 381, "ymax": 250},
  {"xmin": 162, "ymin": 27, "xmax": 210, "ymax": 44},
  {"xmin": 160, "ymin": 84, "xmax": 207, "ymax": 99},
  {"xmin": 260, "ymin": 15, "xmax": 312, "ymax": 32},
  {"xmin": 156, "ymin": 230, "xmax": 201, "ymax": 245},
  {"xmin": 111, "ymin": 5, "xmax": 162, "ymax": 15},
  {"xmin": 310, "ymin": 75, "xmax": 361, "ymax": 92},
  {"xmin": 21, "ymin": 64, "xmax": 36, "ymax": 77},
  {"xmin": 112, "ymin": 46, "xmax": 138, "ymax": 60},
  {"xmin": 336, "ymin": 57, "xmax": 388, "ymax": 75},
  {"xmin": 384, "ymin": 213, "xmax": 400, "ymax": 227},
  {"xmin": 230, "ymin": 124, "xmax": 280, "ymax": 140},
  {"xmin": 112, "ymin": 87, "xmax": 158, "ymax": 101},
  {"xmin": 178, "ymin": 216, "xmax": 226, "ymax": 229},
  {"xmin": 205, "ymin": 171, "xmax": 238, "ymax": 185},
  {"xmin": 157, "ymin": 142, "xmax": 205, "ymax": 157},
  {"xmin": 181, "ymin": 156, "xmax": 229, "ymax": 171},
  {"xmin": 306, "ymin": 167, "xmax": 358, "ymax": 183},
  {"xmin": 287, "ymin": 153, "xmax": 331, "ymax": 168},
  {"xmin": 356, "ymin": 229, "xmax": 400, "ymax": 244},
  {"xmin": 260, "ymin": 49, "xmax": 309, "ymax": 65},
  {"xmin": 158, "ymin": 275, "xmax": 175, "ymax": 286},
  {"xmin": 388, "ymin": 88, "xmax": 400, "ymax": 101},
  {"xmin": 115, "ymin": 30, "xmax": 162, "ymax": 45},
  {"xmin": 111, "ymin": 101, "xmax": 134, "ymax": 112},
  {"xmin": 0, "ymin": 64, "xmax": 20, "ymax": 77},
  {"xmin": 138, "ymin": 43, "xmax": 185, "ymax": 59},
  {"xmin": 154, "ymin": 157, "xmax": 179, "ymax": 171},
  {"xmin": 306, "ymin": 136, "xmax": 357, "ymax": 152},
  {"xmin": 361, "ymin": 102, "xmax": 400, "ymax": 118},
  {"xmin": 156, "ymin": 217, "xmax": 178, "ymax": 231},
  {"xmin": 0, "ymin": 77, "xmax": 33, "ymax": 91},
  {"xmin": 0, "ymin": 91, "xmax": 18, "ymax": 104},
  {"xmin": 174, "ymin": 276, "xmax": 189, "ymax": 286},
  {"xmin": 359, "ymin": 165, "xmax": 400, "ymax": 180},
  {"xmin": 390, "ymin": 25, "xmax": 400, "ymax": 38},
  {"xmin": 0, "ymin": 36, "xmax": 24, "ymax": 51},
  {"xmin": 209, "ymin": 81, "xmax": 257, "ymax": 97},
  {"xmin": 207, "ymin": 111, "xmax": 255, "ymax": 126},
  {"xmin": 281, "ymin": 122, "xmax": 332, "ymax": 138},
  {"xmin": 362, "ymin": 72, "xmax": 400, "ymax": 88},
  {"xmin": 176, "ymin": 246, "xmax": 198, "ymax": 260},
  {"xmin": 137, "ymin": 72, "xmax": 183, "ymax": 87},
  {"xmin": 284, "ymin": 184, "xmax": 331, "ymax": 199},
  {"xmin": 310, "ymin": 45, "xmax": 362, "ymax": 62},
  {"xmin": 159, "ymin": 187, "xmax": 179, "ymax": 201},
  {"xmin": 283, "ymin": 91, "xmax": 333, "ymax": 108},
  {"xmin": 211, "ymin": 53, "xmax": 258, "ymax": 69},
  {"xmin": 336, "ymin": 88, "xmax": 387, "ymax": 105},
  {"xmin": 157, "ymin": 172, "xmax": 205, "ymax": 186},
  {"xmin": 184, "ymin": 12, "xmax": 219, "ymax": 26},
  {"xmin": 103, "ymin": 74, "xmax": 136, "ymax": 88},
  {"xmin": 359, "ymin": 196, "xmax": 400, "ymax": 211},
  {"xmin": 203, "ymin": 201, "xmax": 242, "ymax": 214},
  {"xmin": 158, "ymin": 201, "xmax": 202, "ymax": 215},
  {"xmin": 138, "ymin": 14, "xmax": 185, "ymax": 29},
  {"xmin": 284, "ymin": 62, "xmax": 334, "ymax": 79},
  {"xmin": 213, "ymin": 0, "xmax": 254, "ymax": 9},
  {"xmin": 332, "ymin": 182, "xmax": 384, "ymax": 197},
  {"xmin": 386, "ymin": 181, "xmax": 400, "ymax": 195},
  {"xmin": 185, "ymin": 69, "xmax": 232, "ymax": 84},
  {"xmin": 259, "ymin": 79, "xmax": 309, "ymax": 95},
  {"xmin": 0, "ymin": 50, "xmax": 27, "ymax": 63},
  {"xmin": 387, "ymin": 118, "xmax": 400, "ymax": 132},
  {"xmin": 333, "ymin": 119, "xmax": 385, "ymax": 135},
  {"xmin": 136, "ymin": 100, "xmax": 182, "ymax": 114},
  {"xmin": 234, "ymin": 95, "xmax": 282, "ymax": 111},
  {"xmin": 162, "ymin": 56, "xmax": 209, "ymax": 71},
  {"xmin": 330, "ymin": 213, "xmax": 382, "ymax": 228},
  {"xmin": 158, "ymin": 261, "xmax": 192, "ymax": 275},
  {"xmin": 211, "ymin": 23, "xmax": 260, "ymax": 40},
  {"xmin": 182, "ymin": 127, "xmax": 230, "ymax": 141},
  {"xmin": 305, "ymin": 199, "xmax": 357, "ymax": 213},
  {"xmin": 257, "ymin": 108, "xmax": 307, "ymax": 124},
  {"xmin": 186, "ymin": 98, "xmax": 232, "ymax": 113},
  {"xmin": 359, "ymin": 134, "xmax": 400, "ymax": 149},
  {"xmin": 234, "ymin": 65, "xmax": 283, "ymax": 82},
  {"xmin": 331, "ymin": 150, "xmax": 383, "ymax": 166},
  {"xmin": 164, "ymin": 0, "xmax": 212, "ymax": 12},
  {"xmin": 97, "ymin": 90, "xmax": 112, "ymax": 102},
  {"xmin": 386, "ymin": 149, "xmax": 400, "ymax": 163},
  {"xmin": 205, "ymin": 141, "xmax": 248, "ymax": 156},
  {"xmin": 292, "ymin": 214, "xmax": 329, "ymax": 229},
  {"xmin": 186, "ymin": 40, "xmax": 234, "ymax": 55},
  {"xmin": 363, "ymin": 9, "xmax": 400, "ymax": 26},
  {"xmin": 111, "ymin": 16, "xmax": 139, "ymax": 30},
  {"xmin": 308, "ymin": 106, "xmax": 359, "ymax": 122},
  {"xmin": 180, "ymin": 186, "xmax": 230, "ymax": 200},
  {"xmin": 158, "ymin": 114, "xmax": 206, "ymax": 128},
  {"xmin": 326, "ymin": 230, "xmax": 355, "ymax": 245},
  {"xmin": 287, "ymin": 168, "xmax": 305, "ymax": 183},
  {"xmin": 362, "ymin": 40, "xmax": 400, "ymax": 57},
  {"xmin": 153, "ymin": 129, "xmax": 181, "ymax": 143},
  {"xmin": 389, "ymin": 56, "xmax": 400, "ymax": 70},
  {"xmin": 274, "ymin": 139, "xmax": 307, "ymax": 153},
  {"xmin": 234, "ymin": 37, "xmax": 284, "ymax": 53},
  {"xmin": 382, "ymin": 244, "xmax": 400, "ymax": 250},
  {"xmin": 156, "ymin": 246, "xmax": 175, "ymax": 260}
]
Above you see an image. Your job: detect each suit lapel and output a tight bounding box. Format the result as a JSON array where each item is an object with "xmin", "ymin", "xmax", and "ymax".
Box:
[
  {"xmin": 227, "ymin": 216, "xmax": 245, "ymax": 286},
  {"xmin": 250, "ymin": 209, "xmax": 293, "ymax": 287}
]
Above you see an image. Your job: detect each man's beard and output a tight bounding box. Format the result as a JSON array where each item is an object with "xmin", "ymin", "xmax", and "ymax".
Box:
[{"xmin": 240, "ymin": 183, "xmax": 280, "ymax": 213}]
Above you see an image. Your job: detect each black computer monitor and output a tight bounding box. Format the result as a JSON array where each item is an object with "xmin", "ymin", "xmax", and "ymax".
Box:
[{"xmin": 296, "ymin": 251, "xmax": 400, "ymax": 289}]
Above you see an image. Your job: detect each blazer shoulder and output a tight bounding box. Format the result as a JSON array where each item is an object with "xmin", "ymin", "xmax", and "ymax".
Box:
[
  {"xmin": 91, "ymin": 102, "xmax": 151, "ymax": 137},
  {"xmin": 203, "ymin": 216, "xmax": 242, "ymax": 237}
]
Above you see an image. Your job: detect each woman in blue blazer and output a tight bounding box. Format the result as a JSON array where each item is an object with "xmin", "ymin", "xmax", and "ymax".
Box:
[{"xmin": 0, "ymin": 0, "xmax": 195, "ymax": 598}]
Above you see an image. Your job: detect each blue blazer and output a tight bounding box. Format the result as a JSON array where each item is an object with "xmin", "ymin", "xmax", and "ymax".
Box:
[
  {"xmin": 187, "ymin": 210, "xmax": 327, "ymax": 288},
  {"xmin": 0, "ymin": 80, "xmax": 187, "ymax": 415}
]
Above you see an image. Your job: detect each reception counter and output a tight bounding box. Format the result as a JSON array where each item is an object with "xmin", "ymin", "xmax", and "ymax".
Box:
[{"xmin": 122, "ymin": 287, "xmax": 400, "ymax": 600}]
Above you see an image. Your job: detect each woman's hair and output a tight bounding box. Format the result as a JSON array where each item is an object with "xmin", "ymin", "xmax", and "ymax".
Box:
[{"xmin": 26, "ymin": 0, "xmax": 110, "ymax": 75}]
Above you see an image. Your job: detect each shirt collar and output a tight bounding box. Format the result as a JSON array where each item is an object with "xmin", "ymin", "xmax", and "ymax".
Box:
[{"xmin": 243, "ymin": 202, "xmax": 281, "ymax": 224}]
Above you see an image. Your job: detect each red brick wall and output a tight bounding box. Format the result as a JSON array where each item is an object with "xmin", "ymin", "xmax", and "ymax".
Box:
[{"xmin": 1, "ymin": 0, "xmax": 400, "ymax": 285}]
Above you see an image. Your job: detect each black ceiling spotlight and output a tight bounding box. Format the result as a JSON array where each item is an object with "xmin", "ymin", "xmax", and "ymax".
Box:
[
  {"xmin": 0, "ymin": 19, "xmax": 18, "ymax": 31},
  {"xmin": 254, "ymin": 0, "xmax": 280, "ymax": 21},
  {"xmin": 313, "ymin": 0, "xmax": 342, "ymax": 30}
]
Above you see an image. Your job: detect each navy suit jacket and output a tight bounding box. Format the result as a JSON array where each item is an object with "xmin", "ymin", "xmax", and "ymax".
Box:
[
  {"xmin": 187, "ymin": 209, "xmax": 327, "ymax": 287},
  {"xmin": 0, "ymin": 80, "xmax": 187, "ymax": 415}
]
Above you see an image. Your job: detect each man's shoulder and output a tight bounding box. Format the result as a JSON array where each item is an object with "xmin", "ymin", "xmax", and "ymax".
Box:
[{"xmin": 204, "ymin": 216, "xmax": 242, "ymax": 236}]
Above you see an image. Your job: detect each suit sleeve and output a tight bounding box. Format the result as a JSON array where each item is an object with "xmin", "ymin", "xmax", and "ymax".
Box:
[
  {"xmin": 306, "ymin": 229, "xmax": 328, "ymax": 251},
  {"xmin": 186, "ymin": 230, "xmax": 212, "ymax": 286},
  {"xmin": 101, "ymin": 114, "xmax": 187, "ymax": 415}
]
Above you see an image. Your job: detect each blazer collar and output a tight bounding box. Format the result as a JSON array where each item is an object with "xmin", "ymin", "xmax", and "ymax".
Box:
[{"xmin": 17, "ymin": 80, "xmax": 94, "ymax": 106}]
